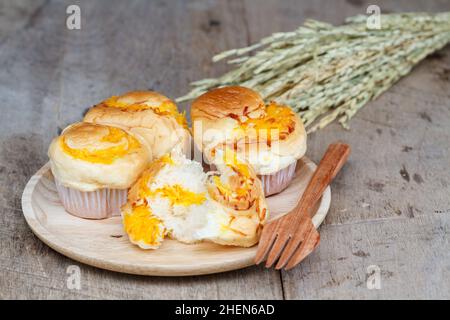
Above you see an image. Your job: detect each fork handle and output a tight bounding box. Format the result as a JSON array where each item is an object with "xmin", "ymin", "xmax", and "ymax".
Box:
[{"xmin": 294, "ymin": 142, "xmax": 350, "ymax": 216}]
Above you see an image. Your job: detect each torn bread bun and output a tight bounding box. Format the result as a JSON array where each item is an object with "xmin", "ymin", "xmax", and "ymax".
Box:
[
  {"xmin": 121, "ymin": 146, "xmax": 268, "ymax": 249},
  {"xmin": 205, "ymin": 148, "xmax": 268, "ymax": 247},
  {"xmin": 84, "ymin": 90, "xmax": 190, "ymax": 159},
  {"xmin": 191, "ymin": 86, "xmax": 307, "ymax": 196},
  {"xmin": 48, "ymin": 122, "xmax": 150, "ymax": 219}
]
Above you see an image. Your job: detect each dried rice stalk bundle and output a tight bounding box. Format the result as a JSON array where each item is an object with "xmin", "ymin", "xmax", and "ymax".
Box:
[{"xmin": 178, "ymin": 13, "xmax": 450, "ymax": 133}]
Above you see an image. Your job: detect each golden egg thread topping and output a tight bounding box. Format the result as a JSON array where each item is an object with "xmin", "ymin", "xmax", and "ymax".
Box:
[
  {"xmin": 103, "ymin": 96, "xmax": 150, "ymax": 111},
  {"xmin": 152, "ymin": 184, "xmax": 206, "ymax": 206},
  {"xmin": 137, "ymin": 154, "xmax": 174, "ymax": 199},
  {"xmin": 103, "ymin": 96, "xmax": 188, "ymax": 128},
  {"xmin": 212, "ymin": 176, "xmax": 233, "ymax": 197},
  {"xmin": 123, "ymin": 205, "xmax": 163, "ymax": 247},
  {"xmin": 209, "ymin": 149, "xmax": 256, "ymax": 209},
  {"xmin": 237, "ymin": 102, "xmax": 296, "ymax": 142},
  {"xmin": 136, "ymin": 154, "xmax": 206, "ymax": 207},
  {"xmin": 60, "ymin": 125, "xmax": 141, "ymax": 164},
  {"xmin": 223, "ymin": 150, "xmax": 251, "ymax": 179}
]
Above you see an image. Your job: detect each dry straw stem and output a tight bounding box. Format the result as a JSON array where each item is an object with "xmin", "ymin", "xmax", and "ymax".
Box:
[{"xmin": 177, "ymin": 13, "xmax": 450, "ymax": 133}]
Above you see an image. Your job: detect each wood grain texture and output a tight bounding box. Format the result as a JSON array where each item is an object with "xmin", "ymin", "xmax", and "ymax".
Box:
[
  {"xmin": 1, "ymin": 0, "xmax": 284, "ymax": 299},
  {"xmin": 1, "ymin": 0, "xmax": 450, "ymax": 299},
  {"xmin": 21, "ymin": 159, "xmax": 330, "ymax": 276},
  {"xmin": 282, "ymin": 213, "xmax": 450, "ymax": 299},
  {"xmin": 0, "ymin": 0, "xmax": 48, "ymax": 41},
  {"xmin": 256, "ymin": 143, "xmax": 349, "ymax": 269}
]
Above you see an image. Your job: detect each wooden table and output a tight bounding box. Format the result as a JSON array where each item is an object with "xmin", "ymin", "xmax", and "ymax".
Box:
[{"xmin": 1, "ymin": 0, "xmax": 449, "ymax": 299}]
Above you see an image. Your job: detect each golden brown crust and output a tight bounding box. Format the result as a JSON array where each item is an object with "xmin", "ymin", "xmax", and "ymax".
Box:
[
  {"xmin": 48, "ymin": 122, "xmax": 150, "ymax": 192},
  {"xmin": 191, "ymin": 86, "xmax": 265, "ymax": 121},
  {"xmin": 111, "ymin": 91, "xmax": 172, "ymax": 107},
  {"xmin": 84, "ymin": 91, "xmax": 190, "ymax": 159},
  {"xmin": 191, "ymin": 86, "xmax": 307, "ymax": 175}
]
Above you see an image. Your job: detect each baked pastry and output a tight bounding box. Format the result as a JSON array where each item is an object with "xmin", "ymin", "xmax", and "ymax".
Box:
[
  {"xmin": 205, "ymin": 148, "xmax": 268, "ymax": 246},
  {"xmin": 121, "ymin": 146, "xmax": 268, "ymax": 249},
  {"xmin": 191, "ymin": 86, "xmax": 307, "ymax": 196},
  {"xmin": 84, "ymin": 91, "xmax": 190, "ymax": 159},
  {"xmin": 48, "ymin": 122, "xmax": 150, "ymax": 219}
]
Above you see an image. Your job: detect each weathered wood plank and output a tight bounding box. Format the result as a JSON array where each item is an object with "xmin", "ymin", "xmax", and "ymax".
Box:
[
  {"xmin": 241, "ymin": 0, "xmax": 450, "ymax": 225},
  {"xmin": 0, "ymin": 0, "xmax": 48, "ymax": 41},
  {"xmin": 304, "ymin": 51, "xmax": 450, "ymax": 226},
  {"xmin": 282, "ymin": 213, "xmax": 450, "ymax": 299},
  {"xmin": 0, "ymin": 0, "xmax": 283, "ymax": 299},
  {"xmin": 1, "ymin": 0, "xmax": 450, "ymax": 299},
  {"xmin": 239, "ymin": 0, "xmax": 450, "ymax": 299}
]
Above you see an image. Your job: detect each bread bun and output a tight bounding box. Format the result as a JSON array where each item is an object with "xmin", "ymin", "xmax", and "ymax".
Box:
[
  {"xmin": 205, "ymin": 148, "xmax": 268, "ymax": 247},
  {"xmin": 191, "ymin": 86, "xmax": 307, "ymax": 176},
  {"xmin": 48, "ymin": 122, "xmax": 150, "ymax": 192},
  {"xmin": 84, "ymin": 91, "xmax": 190, "ymax": 159},
  {"xmin": 191, "ymin": 86, "xmax": 265, "ymax": 120},
  {"xmin": 121, "ymin": 148, "xmax": 268, "ymax": 249}
]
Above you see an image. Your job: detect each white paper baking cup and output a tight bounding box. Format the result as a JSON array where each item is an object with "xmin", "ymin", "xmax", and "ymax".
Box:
[
  {"xmin": 55, "ymin": 180, "xmax": 128, "ymax": 219},
  {"xmin": 259, "ymin": 161, "xmax": 297, "ymax": 196}
]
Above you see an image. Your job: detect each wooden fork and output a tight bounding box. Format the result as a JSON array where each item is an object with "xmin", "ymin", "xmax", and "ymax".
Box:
[{"xmin": 255, "ymin": 142, "xmax": 350, "ymax": 270}]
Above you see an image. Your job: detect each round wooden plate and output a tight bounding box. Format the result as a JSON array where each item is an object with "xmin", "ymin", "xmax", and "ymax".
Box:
[{"xmin": 21, "ymin": 157, "xmax": 330, "ymax": 276}]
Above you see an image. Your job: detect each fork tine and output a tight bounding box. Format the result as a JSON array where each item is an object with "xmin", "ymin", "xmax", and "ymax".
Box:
[
  {"xmin": 256, "ymin": 142, "xmax": 349, "ymax": 270},
  {"xmin": 254, "ymin": 220, "xmax": 278, "ymax": 265},
  {"xmin": 274, "ymin": 222, "xmax": 310, "ymax": 269},
  {"xmin": 284, "ymin": 229, "xmax": 320, "ymax": 270},
  {"xmin": 265, "ymin": 232, "xmax": 291, "ymax": 268}
]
